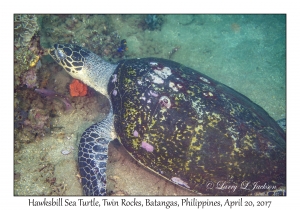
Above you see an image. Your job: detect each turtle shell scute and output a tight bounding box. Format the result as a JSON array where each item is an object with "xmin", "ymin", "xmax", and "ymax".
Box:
[{"xmin": 107, "ymin": 57, "xmax": 286, "ymax": 195}]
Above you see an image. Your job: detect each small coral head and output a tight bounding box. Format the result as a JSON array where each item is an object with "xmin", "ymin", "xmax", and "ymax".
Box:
[{"xmin": 69, "ymin": 79, "xmax": 88, "ymax": 97}]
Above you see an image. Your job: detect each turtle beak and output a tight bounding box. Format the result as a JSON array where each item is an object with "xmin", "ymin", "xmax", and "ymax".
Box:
[
  {"xmin": 49, "ymin": 47, "xmax": 60, "ymax": 63},
  {"xmin": 50, "ymin": 44, "xmax": 58, "ymax": 55}
]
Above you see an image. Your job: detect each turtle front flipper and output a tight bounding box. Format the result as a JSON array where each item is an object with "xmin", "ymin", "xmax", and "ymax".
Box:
[{"xmin": 78, "ymin": 111, "xmax": 115, "ymax": 196}]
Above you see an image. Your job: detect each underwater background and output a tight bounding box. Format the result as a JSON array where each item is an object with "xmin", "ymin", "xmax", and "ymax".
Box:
[{"xmin": 14, "ymin": 14, "xmax": 286, "ymax": 195}]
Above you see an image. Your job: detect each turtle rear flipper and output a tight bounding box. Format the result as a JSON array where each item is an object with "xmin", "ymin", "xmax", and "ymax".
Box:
[
  {"xmin": 78, "ymin": 112, "xmax": 114, "ymax": 196},
  {"xmin": 276, "ymin": 118, "xmax": 286, "ymax": 132}
]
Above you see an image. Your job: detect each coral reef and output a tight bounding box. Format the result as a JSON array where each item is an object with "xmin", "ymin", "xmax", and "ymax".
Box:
[
  {"xmin": 22, "ymin": 68, "xmax": 38, "ymax": 88},
  {"xmin": 69, "ymin": 79, "xmax": 88, "ymax": 97},
  {"xmin": 14, "ymin": 87, "xmax": 51, "ymax": 149},
  {"xmin": 14, "ymin": 47, "xmax": 38, "ymax": 87},
  {"xmin": 14, "ymin": 14, "xmax": 39, "ymax": 48},
  {"xmin": 14, "ymin": 108, "xmax": 28, "ymax": 129},
  {"xmin": 39, "ymin": 15, "xmax": 123, "ymax": 61},
  {"xmin": 14, "ymin": 15, "xmax": 41, "ymax": 88},
  {"xmin": 24, "ymin": 108, "xmax": 50, "ymax": 131},
  {"xmin": 35, "ymin": 88, "xmax": 73, "ymax": 111}
]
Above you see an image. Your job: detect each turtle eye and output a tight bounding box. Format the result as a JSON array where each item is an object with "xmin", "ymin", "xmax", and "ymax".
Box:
[{"xmin": 57, "ymin": 49, "xmax": 66, "ymax": 60}]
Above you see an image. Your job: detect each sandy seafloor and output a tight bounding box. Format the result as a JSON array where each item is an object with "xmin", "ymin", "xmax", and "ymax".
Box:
[{"xmin": 14, "ymin": 14, "xmax": 286, "ymax": 196}]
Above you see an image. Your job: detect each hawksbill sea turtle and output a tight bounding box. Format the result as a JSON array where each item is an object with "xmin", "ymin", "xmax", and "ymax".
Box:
[{"xmin": 49, "ymin": 43, "xmax": 286, "ymax": 196}]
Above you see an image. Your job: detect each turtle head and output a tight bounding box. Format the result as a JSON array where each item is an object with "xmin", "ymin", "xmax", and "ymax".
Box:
[
  {"xmin": 49, "ymin": 44, "xmax": 90, "ymax": 79},
  {"xmin": 50, "ymin": 43, "xmax": 117, "ymax": 96}
]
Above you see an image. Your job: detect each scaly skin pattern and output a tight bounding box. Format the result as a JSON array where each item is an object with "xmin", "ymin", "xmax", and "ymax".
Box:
[
  {"xmin": 78, "ymin": 111, "xmax": 114, "ymax": 195},
  {"xmin": 108, "ymin": 58, "xmax": 286, "ymax": 195}
]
